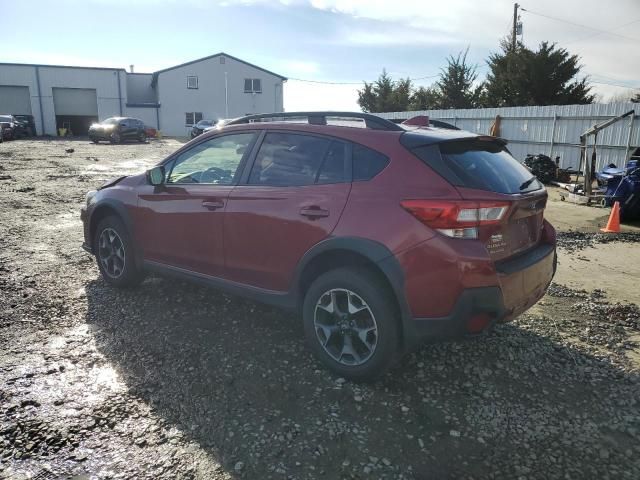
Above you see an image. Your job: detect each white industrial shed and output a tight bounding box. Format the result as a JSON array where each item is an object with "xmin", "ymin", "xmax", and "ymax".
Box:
[{"xmin": 0, "ymin": 53, "xmax": 286, "ymax": 137}]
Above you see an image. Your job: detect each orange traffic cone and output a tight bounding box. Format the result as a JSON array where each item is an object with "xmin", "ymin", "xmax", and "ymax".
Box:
[{"xmin": 600, "ymin": 201, "xmax": 621, "ymax": 233}]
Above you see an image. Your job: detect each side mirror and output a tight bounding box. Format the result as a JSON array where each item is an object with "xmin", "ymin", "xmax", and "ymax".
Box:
[{"xmin": 147, "ymin": 166, "xmax": 165, "ymax": 186}]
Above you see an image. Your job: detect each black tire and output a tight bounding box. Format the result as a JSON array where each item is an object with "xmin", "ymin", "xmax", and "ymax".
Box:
[
  {"xmin": 137, "ymin": 131, "xmax": 146, "ymax": 143},
  {"xmin": 302, "ymin": 267, "xmax": 399, "ymax": 381},
  {"xmin": 110, "ymin": 131, "xmax": 121, "ymax": 144},
  {"xmin": 94, "ymin": 216, "xmax": 144, "ymax": 288},
  {"xmin": 90, "ymin": 137, "xmax": 99, "ymax": 144}
]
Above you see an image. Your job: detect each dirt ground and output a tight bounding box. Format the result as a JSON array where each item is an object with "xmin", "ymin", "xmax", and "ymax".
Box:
[{"xmin": 1, "ymin": 138, "xmax": 639, "ymax": 480}]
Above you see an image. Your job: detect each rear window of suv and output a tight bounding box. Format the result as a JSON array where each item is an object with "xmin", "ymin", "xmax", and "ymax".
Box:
[{"xmin": 412, "ymin": 140, "xmax": 542, "ymax": 194}]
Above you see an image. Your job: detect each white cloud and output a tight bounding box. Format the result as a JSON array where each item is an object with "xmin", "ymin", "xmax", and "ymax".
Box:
[{"xmin": 284, "ymin": 80, "xmax": 360, "ymax": 111}]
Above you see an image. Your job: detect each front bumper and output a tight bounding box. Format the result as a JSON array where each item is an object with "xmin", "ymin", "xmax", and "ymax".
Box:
[
  {"xmin": 80, "ymin": 206, "xmax": 93, "ymax": 254},
  {"xmin": 89, "ymin": 129, "xmax": 115, "ymax": 140}
]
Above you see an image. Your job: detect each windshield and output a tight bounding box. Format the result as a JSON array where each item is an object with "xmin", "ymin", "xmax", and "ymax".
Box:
[
  {"xmin": 0, "ymin": 115, "xmax": 13, "ymax": 122},
  {"xmin": 196, "ymin": 120, "xmax": 213, "ymax": 127},
  {"xmin": 101, "ymin": 118, "xmax": 119, "ymax": 125}
]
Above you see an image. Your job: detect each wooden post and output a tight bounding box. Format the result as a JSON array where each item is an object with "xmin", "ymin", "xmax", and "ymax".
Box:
[
  {"xmin": 625, "ymin": 113, "xmax": 635, "ymax": 162},
  {"xmin": 549, "ymin": 113, "xmax": 558, "ymax": 158}
]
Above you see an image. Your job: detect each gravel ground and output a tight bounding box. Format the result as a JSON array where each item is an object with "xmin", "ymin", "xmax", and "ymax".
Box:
[{"xmin": 1, "ymin": 139, "xmax": 639, "ymax": 480}]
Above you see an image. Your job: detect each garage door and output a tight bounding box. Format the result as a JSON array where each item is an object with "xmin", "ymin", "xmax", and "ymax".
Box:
[
  {"xmin": 0, "ymin": 86, "xmax": 32, "ymax": 115},
  {"xmin": 52, "ymin": 88, "xmax": 98, "ymax": 116}
]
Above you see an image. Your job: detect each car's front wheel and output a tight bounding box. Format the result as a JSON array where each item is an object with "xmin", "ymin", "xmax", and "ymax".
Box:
[
  {"xmin": 94, "ymin": 216, "xmax": 144, "ymax": 287},
  {"xmin": 137, "ymin": 131, "xmax": 146, "ymax": 143},
  {"xmin": 302, "ymin": 267, "xmax": 399, "ymax": 381},
  {"xmin": 110, "ymin": 131, "xmax": 121, "ymax": 144}
]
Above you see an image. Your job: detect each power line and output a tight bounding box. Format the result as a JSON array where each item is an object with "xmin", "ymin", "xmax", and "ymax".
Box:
[
  {"xmin": 565, "ymin": 18, "xmax": 640, "ymax": 45},
  {"xmin": 286, "ymin": 73, "xmax": 440, "ymax": 85},
  {"xmin": 590, "ymin": 80, "xmax": 640, "ymax": 90},
  {"xmin": 520, "ymin": 7, "xmax": 640, "ymax": 43},
  {"xmin": 287, "ymin": 64, "xmax": 490, "ymax": 86}
]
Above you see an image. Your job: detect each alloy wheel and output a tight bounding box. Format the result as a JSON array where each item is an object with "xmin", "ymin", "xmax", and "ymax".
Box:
[
  {"xmin": 314, "ymin": 288, "xmax": 378, "ymax": 366},
  {"xmin": 98, "ymin": 228, "xmax": 126, "ymax": 278}
]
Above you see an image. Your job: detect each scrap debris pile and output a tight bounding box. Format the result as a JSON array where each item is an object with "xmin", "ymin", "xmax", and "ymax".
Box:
[
  {"xmin": 524, "ymin": 154, "xmax": 569, "ymax": 184},
  {"xmin": 556, "ymin": 231, "xmax": 640, "ymax": 253}
]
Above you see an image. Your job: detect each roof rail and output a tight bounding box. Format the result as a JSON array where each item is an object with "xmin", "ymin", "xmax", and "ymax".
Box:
[{"xmin": 225, "ymin": 111, "xmax": 404, "ymax": 131}]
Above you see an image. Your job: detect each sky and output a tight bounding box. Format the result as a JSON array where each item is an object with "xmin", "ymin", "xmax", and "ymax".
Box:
[{"xmin": 2, "ymin": 0, "xmax": 639, "ymax": 111}]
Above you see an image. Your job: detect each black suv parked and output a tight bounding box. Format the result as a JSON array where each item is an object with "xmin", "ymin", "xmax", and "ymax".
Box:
[
  {"xmin": 89, "ymin": 117, "xmax": 147, "ymax": 144},
  {"xmin": 13, "ymin": 115, "xmax": 36, "ymax": 137},
  {"xmin": 0, "ymin": 115, "xmax": 20, "ymax": 140}
]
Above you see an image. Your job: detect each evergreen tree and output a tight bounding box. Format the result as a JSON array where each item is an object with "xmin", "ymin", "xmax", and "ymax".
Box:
[
  {"xmin": 435, "ymin": 49, "xmax": 485, "ymax": 109},
  {"xmin": 485, "ymin": 41, "xmax": 594, "ymax": 107},
  {"xmin": 409, "ymin": 86, "xmax": 441, "ymax": 110},
  {"xmin": 357, "ymin": 70, "xmax": 412, "ymax": 112}
]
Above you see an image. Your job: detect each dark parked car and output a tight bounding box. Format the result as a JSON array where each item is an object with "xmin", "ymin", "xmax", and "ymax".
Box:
[
  {"xmin": 89, "ymin": 117, "xmax": 147, "ymax": 144},
  {"xmin": 0, "ymin": 115, "xmax": 20, "ymax": 140},
  {"xmin": 190, "ymin": 119, "xmax": 216, "ymax": 138},
  {"xmin": 80, "ymin": 112, "xmax": 556, "ymax": 380},
  {"xmin": 14, "ymin": 114, "xmax": 36, "ymax": 137}
]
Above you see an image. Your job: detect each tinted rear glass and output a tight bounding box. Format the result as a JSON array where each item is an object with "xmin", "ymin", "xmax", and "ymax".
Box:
[
  {"xmin": 353, "ymin": 144, "xmax": 389, "ymax": 181},
  {"xmin": 413, "ymin": 140, "xmax": 542, "ymax": 194}
]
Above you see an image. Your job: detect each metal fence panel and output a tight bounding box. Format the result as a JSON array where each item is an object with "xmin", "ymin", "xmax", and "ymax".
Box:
[{"xmin": 376, "ymin": 103, "xmax": 640, "ymax": 171}]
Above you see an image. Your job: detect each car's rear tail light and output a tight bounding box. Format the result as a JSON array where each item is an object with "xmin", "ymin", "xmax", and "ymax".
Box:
[{"xmin": 400, "ymin": 200, "xmax": 510, "ymax": 239}]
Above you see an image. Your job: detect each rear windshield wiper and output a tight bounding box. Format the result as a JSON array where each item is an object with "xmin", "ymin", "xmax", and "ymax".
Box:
[{"xmin": 519, "ymin": 176, "xmax": 537, "ymax": 190}]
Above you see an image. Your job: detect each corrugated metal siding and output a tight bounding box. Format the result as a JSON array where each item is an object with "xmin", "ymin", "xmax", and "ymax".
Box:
[{"xmin": 377, "ymin": 103, "xmax": 640, "ymax": 171}]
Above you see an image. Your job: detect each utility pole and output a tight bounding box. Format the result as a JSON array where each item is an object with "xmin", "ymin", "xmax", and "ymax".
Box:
[{"xmin": 512, "ymin": 3, "xmax": 519, "ymax": 51}]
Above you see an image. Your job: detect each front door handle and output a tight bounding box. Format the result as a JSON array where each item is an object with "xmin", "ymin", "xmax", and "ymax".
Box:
[
  {"xmin": 300, "ymin": 206, "xmax": 329, "ymax": 219},
  {"xmin": 202, "ymin": 200, "xmax": 225, "ymax": 210}
]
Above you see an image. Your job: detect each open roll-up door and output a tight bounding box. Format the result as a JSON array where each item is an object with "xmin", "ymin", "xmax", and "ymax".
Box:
[{"xmin": 53, "ymin": 88, "xmax": 98, "ymax": 135}]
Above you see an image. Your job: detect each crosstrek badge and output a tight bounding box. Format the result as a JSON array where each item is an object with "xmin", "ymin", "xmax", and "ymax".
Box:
[{"xmin": 487, "ymin": 233, "xmax": 507, "ymax": 254}]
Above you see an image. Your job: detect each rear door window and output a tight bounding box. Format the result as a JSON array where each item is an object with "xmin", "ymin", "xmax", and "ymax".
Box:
[
  {"xmin": 413, "ymin": 140, "xmax": 542, "ymax": 194},
  {"xmin": 248, "ymin": 132, "xmax": 346, "ymax": 186},
  {"xmin": 352, "ymin": 144, "xmax": 389, "ymax": 181}
]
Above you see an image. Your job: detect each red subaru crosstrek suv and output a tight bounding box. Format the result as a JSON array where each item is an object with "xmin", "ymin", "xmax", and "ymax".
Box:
[{"xmin": 81, "ymin": 112, "xmax": 556, "ymax": 380}]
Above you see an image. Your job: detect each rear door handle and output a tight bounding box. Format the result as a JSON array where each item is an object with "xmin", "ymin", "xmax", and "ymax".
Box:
[
  {"xmin": 202, "ymin": 200, "xmax": 225, "ymax": 210},
  {"xmin": 300, "ymin": 206, "xmax": 330, "ymax": 219}
]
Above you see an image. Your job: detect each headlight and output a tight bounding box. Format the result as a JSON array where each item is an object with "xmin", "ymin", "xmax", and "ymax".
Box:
[{"xmin": 85, "ymin": 190, "xmax": 97, "ymax": 206}]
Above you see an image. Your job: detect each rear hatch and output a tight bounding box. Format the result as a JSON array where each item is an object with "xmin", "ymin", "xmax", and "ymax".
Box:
[{"xmin": 407, "ymin": 137, "xmax": 547, "ymax": 262}]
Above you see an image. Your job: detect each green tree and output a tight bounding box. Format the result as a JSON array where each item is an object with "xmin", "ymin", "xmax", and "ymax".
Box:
[
  {"xmin": 435, "ymin": 49, "xmax": 485, "ymax": 109},
  {"xmin": 485, "ymin": 41, "xmax": 594, "ymax": 107},
  {"xmin": 357, "ymin": 69, "xmax": 413, "ymax": 112},
  {"xmin": 409, "ymin": 86, "xmax": 440, "ymax": 110}
]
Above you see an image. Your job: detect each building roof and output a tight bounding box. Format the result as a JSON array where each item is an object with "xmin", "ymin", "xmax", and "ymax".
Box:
[
  {"xmin": 0, "ymin": 62, "xmax": 126, "ymax": 72},
  {"xmin": 1, "ymin": 52, "xmax": 287, "ymax": 85},
  {"xmin": 150, "ymin": 52, "xmax": 287, "ymax": 86}
]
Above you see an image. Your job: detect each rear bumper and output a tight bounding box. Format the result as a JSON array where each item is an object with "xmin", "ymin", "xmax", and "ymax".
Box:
[{"xmin": 400, "ymin": 242, "xmax": 556, "ymax": 349}]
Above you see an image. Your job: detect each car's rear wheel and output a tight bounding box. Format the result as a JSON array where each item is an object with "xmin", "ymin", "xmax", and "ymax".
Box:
[
  {"xmin": 302, "ymin": 267, "xmax": 399, "ymax": 381},
  {"xmin": 94, "ymin": 216, "xmax": 144, "ymax": 287},
  {"xmin": 110, "ymin": 131, "xmax": 121, "ymax": 144},
  {"xmin": 137, "ymin": 131, "xmax": 146, "ymax": 143}
]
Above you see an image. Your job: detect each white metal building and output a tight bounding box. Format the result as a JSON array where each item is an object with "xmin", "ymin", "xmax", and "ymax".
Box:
[{"xmin": 0, "ymin": 53, "xmax": 286, "ymax": 137}]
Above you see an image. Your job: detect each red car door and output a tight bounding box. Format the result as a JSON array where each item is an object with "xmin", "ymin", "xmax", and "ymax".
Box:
[
  {"xmin": 133, "ymin": 132, "xmax": 258, "ymax": 277},
  {"xmin": 224, "ymin": 132, "xmax": 351, "ymax": 291}
]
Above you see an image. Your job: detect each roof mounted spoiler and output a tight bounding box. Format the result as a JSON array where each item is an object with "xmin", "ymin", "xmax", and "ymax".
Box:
[{"xmin": 401, "ymin": 115, "xmax": 430, "ymax": 127}]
